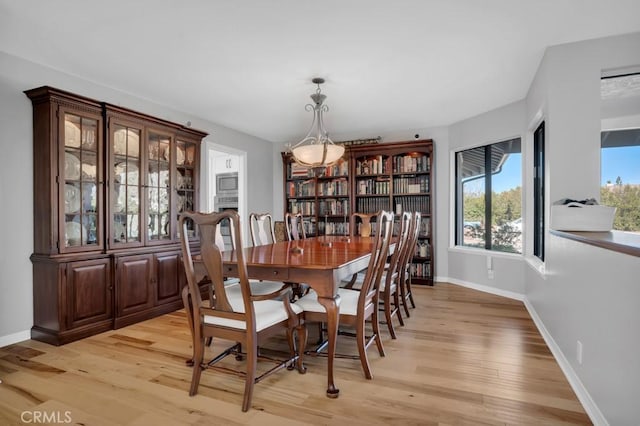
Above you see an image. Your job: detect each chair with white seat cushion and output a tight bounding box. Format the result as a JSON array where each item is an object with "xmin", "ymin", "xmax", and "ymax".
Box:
[
  {"xmin": 296, "ymin": 210, "xmax": 393, "ymax": 379},
  {"xmin": 248, "ymin": 212, "xmax": 291, "ymax": 295},
  {"xmin": 179, "ymin": 210, "xmax": 306, "ymax": 412},
  {"xmin": 343, "ymin": 211, "xmax": 412, "ymax": 339}
]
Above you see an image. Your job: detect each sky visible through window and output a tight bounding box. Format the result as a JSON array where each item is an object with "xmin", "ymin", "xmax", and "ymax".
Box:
[
  {"xmin": 601, "ymin": 145, "xmax": 640, "ymax": 185},
  {"xmin": 464, "ymin": 153, "xmax": 522, "ymax": 194},
  {"xmin": 467, "ymin": 147, "xmax": 639, "ymax": 191},
  {"xmin": 492, "ymin": 154, "xmax": 521, "ymax": 193}
]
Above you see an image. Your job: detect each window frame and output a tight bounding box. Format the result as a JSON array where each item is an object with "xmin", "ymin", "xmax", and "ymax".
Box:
[
  {"xmin": 454, "ymin": 137, "xmax": 523, "ymax": 254},
  {"xmin": 533, "ymin": 121, "xmax": 545, "ymax": 261}
]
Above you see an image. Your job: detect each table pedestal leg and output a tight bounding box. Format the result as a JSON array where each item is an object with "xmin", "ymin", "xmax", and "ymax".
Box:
[{"xmin": 317, "ymin": 294, "xmax": 340, "ymax": 398}]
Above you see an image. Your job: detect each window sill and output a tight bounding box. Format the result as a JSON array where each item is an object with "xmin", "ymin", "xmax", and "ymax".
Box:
[
  {"xmin": 449, "ymin": 245, "xmax": 523, "ymax": 260},
  {"xmin": 525, "ymin": 255, "xmax": 546, "ymax": 278},
  {"xmin": 550, "ymin": 230, "xmax": 640, "ymax": 258}
]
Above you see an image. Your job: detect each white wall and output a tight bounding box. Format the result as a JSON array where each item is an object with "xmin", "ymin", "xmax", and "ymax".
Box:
[
  {"xmin": 0, "ymin": 51, "xmax": 276, "ymax": 344},
  {"xmin": 527, "ymin": 236, "xmax": 640, "ymax": 426},
  {"xmin": 524, "ymin": 32, "xmax": 640, "ymax": 425},
  {"xmin": 446, "ymin": 100, "xmax": 528, "ymax": 295}
]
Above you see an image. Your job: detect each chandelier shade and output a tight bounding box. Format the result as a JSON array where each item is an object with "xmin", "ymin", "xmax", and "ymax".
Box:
[{"xmin": 289, "ymin": 78, "xmax": 345, "ymax": 173}]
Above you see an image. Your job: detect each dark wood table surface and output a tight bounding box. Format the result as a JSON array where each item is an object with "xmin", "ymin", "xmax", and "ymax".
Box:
[{"xmin": 220, "ymin": 235, "xmax": 375, "ymax": 397}]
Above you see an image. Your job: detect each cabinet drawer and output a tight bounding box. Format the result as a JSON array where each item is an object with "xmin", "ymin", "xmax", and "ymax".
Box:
[{"xmin": 223, "ymin": 264, "xmax": 289, "ymax": 281}]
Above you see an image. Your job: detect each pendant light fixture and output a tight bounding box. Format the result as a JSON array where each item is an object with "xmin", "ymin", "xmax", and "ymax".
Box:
[{"xmin": 289, "ymin": 78, "xmax": 345, "ymax": 175}]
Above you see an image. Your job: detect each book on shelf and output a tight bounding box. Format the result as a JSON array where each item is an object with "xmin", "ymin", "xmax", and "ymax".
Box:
[
  {"xmin": 393, "ymin": 154, "xmax": 430, "ymax": 173},
  {"xmin": 290, "ymin": 162, "xmax": 311, "ymax": 178}
]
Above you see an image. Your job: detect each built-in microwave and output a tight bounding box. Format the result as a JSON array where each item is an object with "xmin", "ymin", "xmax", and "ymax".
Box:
[{"xmin": 216, "ymin": 172, "xmax": 238, "ymax": 193}]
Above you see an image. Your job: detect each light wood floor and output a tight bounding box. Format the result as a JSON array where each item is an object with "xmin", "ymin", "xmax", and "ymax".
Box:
[{"xmin": 0, "ymin": 283, "xmax": 591, "ymax": 425}]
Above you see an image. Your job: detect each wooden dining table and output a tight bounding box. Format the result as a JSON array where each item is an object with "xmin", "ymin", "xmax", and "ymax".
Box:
[{"xmin": 219, "ymin": 235, "xmax": 376, "ymax": 397}]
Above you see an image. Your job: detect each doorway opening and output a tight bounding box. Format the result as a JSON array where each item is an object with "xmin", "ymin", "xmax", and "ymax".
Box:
[{"xmin": 201, "ymin": 141, "xmax": 248, "ymax": 248}]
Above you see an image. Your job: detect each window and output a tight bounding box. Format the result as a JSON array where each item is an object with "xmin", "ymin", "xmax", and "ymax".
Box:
[
  {"xmin": 533, "ymin": 122, "xmax": 545, "ymax": 260},
  {"xmin": 600, "ymin": 128, "xmax": 640, "ymax": 232},
  {"xmin": 455, "ymin": 138, "xmax": 522, "ymax": 253},
  {"xmin": 601, "ymin": 72, "xmax": 640, "ymax": 233}
]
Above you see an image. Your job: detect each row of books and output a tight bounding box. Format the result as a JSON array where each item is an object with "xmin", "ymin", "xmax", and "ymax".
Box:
[
  {"xmin": 287, "ymin": 180, "xmax": 315, "ymax": 197},
  {"xmin": 318, "ymin": 199, "xmax": 349, "ymax": 216},
  {"xmin": 393, "ymin": 155, "xmax": 430, "ymax": 174},
  {"xmin": 288, "ymin": 200, "xmax": 315, "ymax": 215},
  {"xmin": 392, "ymin": 176, "xmax": 429, "ymax": 194},
  {"xmin": 288, "ymin": 161, "xmax": 349, "ymax": 178},
  {"xmin": 357, "ymin": 178, "xmax": 390, "ymax": 195},
  {"xmin": 356, "ymin": 198, "xmax": 391, "ymax": 214},
  {"xmin": 318, "ymin": 221, "xmax": 349, "ymax": 236},
  {"xmin": 355, "ymin": 155, "xmax": 389, "ymax": 175},
  {"xmin": 322, "ymin": 160, "xmax": 349, "ymax": 177},
  {"xmin": 290, "ymin": 153, "xmax": 429, "ymax": 178},
  {"xmin": 302, "ymin": 219, "xmax": 316, "ymax": 236},
  {"xmin": 393, "ymin": 196, "xmax": 430, "ymax": 214},
  {"xmin": 317, "ymin": 179, "xmax": 348, "ymax": 196},
  {"xmin": 289, "ymin": 162, "xmax": 313, "ymax": 178},
  {"xmin": 410, "ymin": 261, "xmax": 432, "ymax": 278}
]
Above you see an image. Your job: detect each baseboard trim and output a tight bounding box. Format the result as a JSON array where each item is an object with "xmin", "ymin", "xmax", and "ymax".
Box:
[
  {"xmin": 0, "ymin": 329, "xmax": 30, "ymax": 348},
  {"xmin": 523, "ymin": 298, "xmax": 608, "ymax": 426},
  {"xmin": 442, "ymin": 276, "xmax": 525, "ymax": 301}
]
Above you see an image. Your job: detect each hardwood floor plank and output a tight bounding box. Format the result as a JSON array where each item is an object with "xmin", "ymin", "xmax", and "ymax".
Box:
[{"xmin": 0, "ymin": 283, "xmax": 591, "ymax": 425}]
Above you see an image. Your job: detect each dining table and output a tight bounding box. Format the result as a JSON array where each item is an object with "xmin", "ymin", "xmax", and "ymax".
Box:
[{"xmin": 219, "ymin": 235, "xmax": 377, "ymax": 397}]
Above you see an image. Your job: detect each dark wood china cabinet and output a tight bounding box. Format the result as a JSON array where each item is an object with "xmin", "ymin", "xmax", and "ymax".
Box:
[{"xmin": 26, "ymin": 87, "xmax": 205, "ymax": 345}]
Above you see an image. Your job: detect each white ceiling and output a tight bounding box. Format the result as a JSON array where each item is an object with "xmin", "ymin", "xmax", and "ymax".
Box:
[{"xmin": 2, "ymin": 1, "xmax": 640, "ymax": 143}]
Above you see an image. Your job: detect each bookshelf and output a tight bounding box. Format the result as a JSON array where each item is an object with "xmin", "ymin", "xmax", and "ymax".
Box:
[{"xmin": 282, "ymin": 139, "xmax": 434, "ymax": 285}]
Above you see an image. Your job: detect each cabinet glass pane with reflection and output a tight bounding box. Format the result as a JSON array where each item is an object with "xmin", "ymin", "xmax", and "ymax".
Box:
[
  {"xmin": 148, "ymin": 132, "xmax": 171, "ymax": 241},
  {"xmin": 112, "ymin": 125, "xmax": 141, "ymax": 244},
  {"xmin": 64, "ymin": 113, "xmax": 99, "ymax": 248}
]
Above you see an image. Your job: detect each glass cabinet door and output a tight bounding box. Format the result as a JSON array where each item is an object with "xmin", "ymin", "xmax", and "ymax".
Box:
[
  {"xmin": 147, "ymin": 131, "xmax": 172, "ymax": 243},
  {"xmin": 111, "ymin": 123, "xmax": 142, "ymax": 247},
  {"xmin": 176, "ymin": 139, "xmax": 197, "ymax": 239},
  {"xmin": 61, "ymin": 111, "xmax": 102, "ymax": 252}
]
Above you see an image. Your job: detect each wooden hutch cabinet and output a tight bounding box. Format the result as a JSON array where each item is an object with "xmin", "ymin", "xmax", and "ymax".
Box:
[
  {"xmin": 26, "ymin": 86, "xmax": 206, "ymax": 344},
  {"xmin": 282, "ymin": 139, "xmax": 434, "ymax": 285}
]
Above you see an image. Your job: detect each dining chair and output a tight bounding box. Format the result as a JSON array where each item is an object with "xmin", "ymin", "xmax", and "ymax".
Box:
[
  {"xmin": 284, "ymin": 212, "xmax": 306, "ymax": 240},
  {"xmin": 343, "ymin": 211, "xmax": 412, "ymax": 339},
  {"xmin": 296, "ymin": 210, "xmax": 394, "ymax": 379},
  {"xmin": 186, "ymin": 217, "xmax": 289, "ymax": 350},
  {"xmin": 249, "ymin": 212, "xmax": 277, "ymax": 246},
  {"xmin": 282, "ymin": 212, "xmax": 311, "ymax": 299},
  {"xmin": 398, "ymin": 211, "xmax": 421, "ymax": 317},
  {"xmin": 210, "ymin": 218, "xmax": 283, "ymax": 296},
  {"xmin": 248, "ymin": 212, "xmax": 293, "ymax": 296},
  {"xmin": 338, "ymin": 211, "xmax": 377, "ymax": 289},
  {"xmin": 179, "ymin": 210, "xmax": 307, "ymax": 412}
]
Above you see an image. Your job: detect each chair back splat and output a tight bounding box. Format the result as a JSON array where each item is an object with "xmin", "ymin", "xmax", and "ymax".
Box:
[
  {"xmin": 284, "ymin": 212, "xmax": 306, "ymax": 240},
  {"xmin": 357, "ymin": 211, "xmax": 394, "ymax": 311},
  {"xmin": 179, "ymin": 210, "xmax": 306, "ymax": 412},
  {"xmin": 249, "ymin": 212, "xmax": 276, "ymax": 246}
]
